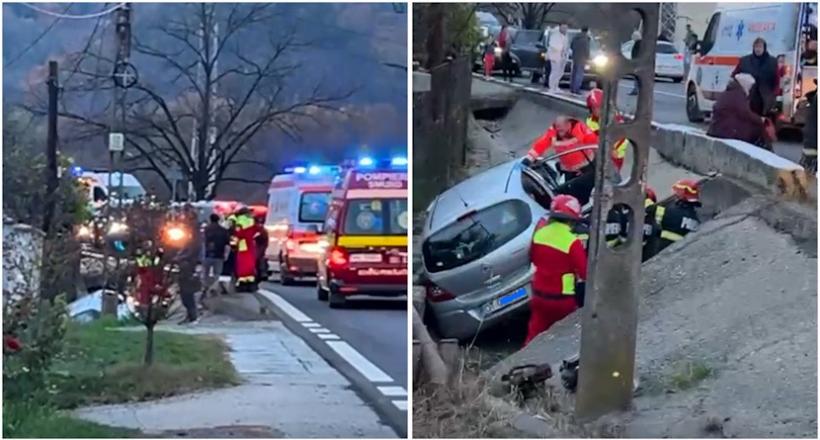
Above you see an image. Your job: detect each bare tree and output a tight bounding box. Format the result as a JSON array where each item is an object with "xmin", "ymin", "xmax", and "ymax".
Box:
[
  {"xmin": 29, "ymin": 4, "xmax": 353, "ymax": 200},
  {"xmin": 492, "ymin": 3, "xmax": 557, "ymax": 30}
]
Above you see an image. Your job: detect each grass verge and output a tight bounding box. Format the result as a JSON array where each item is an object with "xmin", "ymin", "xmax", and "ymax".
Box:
[{"xmin": 5, "ymin": 318, "xmax": 240, "ymax": 438}]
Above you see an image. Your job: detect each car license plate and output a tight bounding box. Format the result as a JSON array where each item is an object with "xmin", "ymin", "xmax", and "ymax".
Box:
[
  {"xmin": 498, "ymin": 287, "xmax": 527, "ymax": 307},
  {"xmin": 350, "ymin": 253, "xmax": 382, "ymax": 263}
]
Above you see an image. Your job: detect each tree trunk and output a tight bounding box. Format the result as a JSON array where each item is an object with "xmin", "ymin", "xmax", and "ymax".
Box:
[{"xmin": 144, "ymin": 322, "xmax": 155, "ymax": 366}]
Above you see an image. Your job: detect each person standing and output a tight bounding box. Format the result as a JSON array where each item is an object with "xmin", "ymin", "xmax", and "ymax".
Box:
[
  {"xmin": 800, "ymin": 80, "xmax": 817, "ymax": 174},
  {"xmin": 232, "ymin": 207, "xmax": 259, "ymax": 292},
  {"xmin": 732, "ymin": 37, "xmax": 778, "ymax": 116},
  {"xmin": 525, "ymin": 194, "xmax": 588, "ymax": 346},
  {"xmin": 683, "ymin": 24, "xmax": 699, "ymax": 77},
  {"xmin": 482, "ymin": 36, "xmax": 496, "ymax": 78},
  {"xmin": 201, "ymin": 213, "xmax": 230, "ymax": 294},
  {"xmin": 498, "ymin": 25, "xmax": 514, "ymax": 82},
  {"xmin": 547, "ymin": 23, "xmax": 569, "ymax": 92},
  {"xmin": 175, "ymin": 214, "xmax": 201, "ymax": 324},
  {"xmin": 628, "ymin": 31, "xmax": 643, "ymax": 96},
  {"xmin": 253, "ymin": 214, "xmax": 269, "ymax": 284},
  {"xmin": 569, "ymin": 27, "xmax": 590, "ymax": 95}
]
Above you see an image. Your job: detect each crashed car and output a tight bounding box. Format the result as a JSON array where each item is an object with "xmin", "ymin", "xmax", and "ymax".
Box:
[{"xmin": 419, "ymin": 148, "xmax": 596, "ymax": 340}]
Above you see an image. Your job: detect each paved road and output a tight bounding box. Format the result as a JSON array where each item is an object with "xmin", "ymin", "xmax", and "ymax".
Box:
[
  {"xmin": 263, "ymin": 282, "xmax": 408, "ymax": 389},
  {"xmin": 507, "ymin": 73, "xmax": 804, "ymax": 162}
]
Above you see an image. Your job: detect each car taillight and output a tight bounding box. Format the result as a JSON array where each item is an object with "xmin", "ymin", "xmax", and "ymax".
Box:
[
  {"xmin": 426, "ymin": 283, "xmax": 455, "ymax": 303},
  {"xmin": 286, "ymin": 239, "xmax": 297, "ymax": 252},
  {"xmin": 674, "ymin": 54, "xmax": 683, "ymax": 61},
  {"xmin": 329, "ymin": 247, "xmax": 349, "ymax": 268}
]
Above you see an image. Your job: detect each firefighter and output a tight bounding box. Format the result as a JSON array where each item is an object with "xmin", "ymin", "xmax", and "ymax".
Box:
[
  {"xmin": 222, "ymin": 213, "xmax": 238, "ymax": 278},
  {"xmin": 133, "ymin": 241, "xmax": 171, "ymax": 318},
  {"xmin": 656, "ymin": 179, "xmax": 701, "ymax": 253},
  {"xmin": 232, "ymin": 207, "xmax": 258, "ymax": 292},
  {"xmin": 642, "ymin": 186, "xmax": 661, "ymax": 261},
  {"xmin": 585, "ymin": 87, "xmax": 631, "ymax": 174},
  {"xmin": 525, "ymin": 194, "xmax": 588, "ymax": 347},
  {"xmin": 526, "ymin": 115, "xmax": 599, "ymax": 180}
]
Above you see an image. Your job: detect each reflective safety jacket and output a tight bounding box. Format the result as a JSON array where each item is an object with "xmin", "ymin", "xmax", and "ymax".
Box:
[
  {"xmin": 657, "ymin": 201, "xmax": 700, "ymax": 244},
  {"xmin": 233, "ymin": 214, "xmax": 258, "ymax": 283},
  {"xmin": 530, "ymin": 220, "xmax": 588, "ymax": 295},
  {"xmin": 605, "ymin": 207, "xmax": 628, "ymax": 247},
  {"xmin": 528, "ymin": 119, "xmax": 599, "ymax": 173},
  {"xmin": 643, "ymin": 198, "xmax": 660, "ymax": 245},
  {"xmin": 586, "ymin": 116, "xmax": 630, "ymax": 172}
]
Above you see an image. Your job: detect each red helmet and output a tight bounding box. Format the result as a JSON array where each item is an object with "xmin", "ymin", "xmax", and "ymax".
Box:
[
  {"xmin": 672, "ymin": 179, "xmax": 700, "ymax": 203},
  {"xmin": 586, "ymin": 88, "xmax": 604, "ymax": 113},
  {"xmin": 550, "ymin": 194, "xmax": 583, "ymax": 221},
  {"xmin": 645, "ymin": 186, "xmax": 657, "ymax": 203}
]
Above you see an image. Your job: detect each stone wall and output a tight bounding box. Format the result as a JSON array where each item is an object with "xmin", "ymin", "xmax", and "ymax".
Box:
[{"xmin": 3, "ymin": 220, "xmax": 44, "ymax": 300}]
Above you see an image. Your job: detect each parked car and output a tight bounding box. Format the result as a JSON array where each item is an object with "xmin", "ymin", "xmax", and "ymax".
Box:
[
  {"xmin": 509, "ymin": 29, "xmax": 547, "ymax": 75},
  {"xmin": 419, "ymin": 148, "xmax": 595, "ymax": 340},
  {"xmin": 621, "ymin": 40, "xmax": 684, "ymax": 82}
]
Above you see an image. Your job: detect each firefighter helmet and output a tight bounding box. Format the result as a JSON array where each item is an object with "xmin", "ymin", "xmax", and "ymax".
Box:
[
  {"xmin": 550, "ymin": 194, "xmax": 583, "ymax": 221},
  {"xmin": 586, "ymin": 88, "xmax": 604, "ymax": 113},
  {"xmin": 645, "ymin": 186, "xmax": 657, "ymax": 203},
  {"xmin": 672, "ymin": 179, "xmax": 699, "ymax": 203}
]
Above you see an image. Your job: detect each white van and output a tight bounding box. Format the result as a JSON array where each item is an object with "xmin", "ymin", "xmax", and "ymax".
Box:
[
  {"xmin": 685, "ymin": 2, "xmax": 817, "ymax": 127},
  {"xmin": 77, "ymin": 171, "xmax": 146, "ymax": 213},
  {"xmin": 265, "ymin": 165, "xmax": 337, "ymax": 284}
]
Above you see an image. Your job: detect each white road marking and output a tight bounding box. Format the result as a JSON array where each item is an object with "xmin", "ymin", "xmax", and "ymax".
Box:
[
  {"xmin": 310, "ymin": 328, "xmax": 331, "ymax": 334},
  {"xmin": 326, "ymin": 340, "xmax": 394, "ymax": 383},
  {"xmin": 392, "ymin": 400, "xmax": 408, "ymax": 411},
  {"xmin": 378, "ymin": 386, "xmax": 407, "ymax": 397},
  {"xmin": 317, "ymin": 333, "xmax": 340, "ymax": 340},
  {"xmin": 257, "ymin": 290, "xmax": 312, "ymax": 323},
  {"xmin": 302, "ymin": 322, "xmax": 320, "ymax": 328}
]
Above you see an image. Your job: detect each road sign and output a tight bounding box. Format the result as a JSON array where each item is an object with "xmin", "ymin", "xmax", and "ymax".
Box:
[
  {"xmin": 109, "ymin": 133, "xmax": 125, "ymax": 152},
  {"xmin": 112, "ymin": 62, "xmax": 138, "ymax": 89}
]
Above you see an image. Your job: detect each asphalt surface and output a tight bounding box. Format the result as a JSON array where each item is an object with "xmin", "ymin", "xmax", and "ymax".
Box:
[
  {"xmin": 262, "ymin": 281, "xmax": 408, "ymax": 389},
  {"xmin": 507, "ymin": 74, "xmax": 804, "ymax": 162}
]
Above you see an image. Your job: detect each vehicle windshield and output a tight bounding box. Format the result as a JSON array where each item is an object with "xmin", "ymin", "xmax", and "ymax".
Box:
[
  {"xmin": 422, "ymin": 200, "xmax": 531, "ymax": 273},
  {"xmin": 299, "ymin": 192, "xmax": 330, "ymax": 223},
  {"xmin": 514, "ymin": 30, "xmax": 542, "ymax": 45},
  {"xmin": 343, "ymin": 198, "xmax": 407, "ymax": 236},
  {"xmin": 108, "ymin": 186, "xmax": 144, "ymax": 200},
  {"xmin": 657, "ymin": 42, "xmax": 679, "ymax": 54},
  {"xmin": 476, "ymin": 12, "xmax": 499, "ymax": 27}
]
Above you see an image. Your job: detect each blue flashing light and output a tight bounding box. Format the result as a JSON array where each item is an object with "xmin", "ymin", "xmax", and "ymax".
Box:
[
  {"xmin": 391, "ymin": 157, "xmax": 408, "ymax": 167},
  {"xmin": 358, "ymin": 157, "xmax": 374, "ymax": 167},
  {"xmin": 292, "ymin": 166, "xmax": 307, "ymax": 174},
  {"xmin": 308, "ymin": 165, "xmax": 321, "ymax": 175},
  {"xmin": 71, "ymin": 166, "xmax": 84, "ymax": 177}
]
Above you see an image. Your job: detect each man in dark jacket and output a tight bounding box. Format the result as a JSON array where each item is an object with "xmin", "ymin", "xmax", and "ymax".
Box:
[
  {"xmin": 201, "ymin": 214, "xmax": 230, "ymax": 293},
  {"xmin": 732, "ymin": 37, "xmax": 778, "ymax": 116},
  {"xmin": 801, "ymin": 81, "xmax": 817, "ymax": 174},
  {"xmin": 628, "ymin": 31, "xmax": 642, "ymax": 96},
  {"xmin": 570, "ymin": 28, "xmax": 591, "ymax": 95},
  {"xmin": 707, "ymin": 73, "xmax": 767, "ymax": 145}
]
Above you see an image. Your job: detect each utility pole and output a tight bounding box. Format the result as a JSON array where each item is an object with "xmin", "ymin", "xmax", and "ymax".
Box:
[
  {"xmin": 43, "ymin": 61, "xmax": 59, "ymax": 236},
  {"xmin": 103, "ymin": 2, "xmax": 132, "ymax": 316},
  {"xmin": 575, "ymin": 3, "xmax": 658, "ymax": 421},
  {"xmin": 190, "ymin": 7, "xmax": 218, "ymax": 201}
]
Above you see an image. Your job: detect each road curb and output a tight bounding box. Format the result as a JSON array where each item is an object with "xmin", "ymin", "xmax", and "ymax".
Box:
[
  {"xmin": 471, "ymin": 75, "xmax": 816, "ymax": 205},
  {"xmin": 253, "ymin": 288, "xmax": 407, "ymax": 438}
]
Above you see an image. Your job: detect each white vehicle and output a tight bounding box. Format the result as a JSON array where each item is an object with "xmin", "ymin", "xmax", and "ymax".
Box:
[
  {"xmin": 685, "ymin": 2, "xmax": 817, "ymax": 125},
  {"xmin": 77, "ymin": 170, "xmax": 146, "ymax": 213},
  {"xmin": 265, "ymin": 165, "xmax": 337, "ymax": 284},
  {"xmin": 622, "ymin": 40, "xmax": 685, "ymax": 82}
]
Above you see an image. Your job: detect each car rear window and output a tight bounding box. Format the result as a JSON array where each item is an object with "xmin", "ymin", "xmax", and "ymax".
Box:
[
  {"xmin": 422, "ymin": 200, "xmax": 531, "ymax": 273},
  {"xmin": 299, "ymin": 192, "xmax": 330, "ymax": 223},
  {"xmin": 343, "ymin": 198, "xmax": 407, "ymax": 236},
  {"xmin": 657, "ymin": 43, "xmax": 679, "ymax": 54}
]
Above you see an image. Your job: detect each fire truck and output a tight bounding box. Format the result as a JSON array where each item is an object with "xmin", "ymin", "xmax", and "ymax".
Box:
[
  {"xmin": 265, "ymin": 165, "xmax": 337, "ymax": 284},
  {"xmin": 316, "ymin": 157, "xmax": 409, "ymax": 308}
]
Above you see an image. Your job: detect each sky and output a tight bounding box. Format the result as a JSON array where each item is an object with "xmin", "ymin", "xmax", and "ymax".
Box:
[{"xmin": 2, "ymin": 3, "xmax": 408, "ymax": 160}]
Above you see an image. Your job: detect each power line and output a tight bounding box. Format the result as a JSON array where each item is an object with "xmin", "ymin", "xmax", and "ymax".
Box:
[
  {"xmin": 4, "ymin": 3, "xmax": 74, "ymax": 68},
  {"xmin": 20, "ymin": 2, "xmax": 124, "ymax": 20}
]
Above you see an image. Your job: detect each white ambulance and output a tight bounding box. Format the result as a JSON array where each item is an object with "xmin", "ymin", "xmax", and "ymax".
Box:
[
  {"xmin": 265, "ymin": 165, "xmax": 338, "ymax": 284},
  {"xmin": 685, "ymin": 2, "xmax": 817, "ymax": 127}
]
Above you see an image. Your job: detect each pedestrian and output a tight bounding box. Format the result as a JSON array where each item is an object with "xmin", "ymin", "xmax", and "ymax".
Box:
[
  {"xmin": 175, "ymin": 216, "xmax": 201, "ymax": 325},
  {"xmin": 546, "ymin": 23, "xmax": 569, "ymax": 92},
  {"xmin": 570, "ymin": 27, "xmax": 591, "ymax": 95},
  {"xmin": 800, "ymin": 80, "xmax": 817, "ymax": 174},
  {"xmin": 707, "ymin": 73, "xmax": 769, "ymax": 146},
  {"xmin": 732, "ymin": 37, "xmax": 778, "ymax": 116},
  {"xmin": 201, "ymin": 213, "xmax": 230, "ymax": 297},
  {"xmin": 483, "ymin": 36, "xmax": 496, "ymax": 78},
  {"xmin": 655, "ymin": 179, "xmax": 701, "ymax": 253},
  {"xmin": 684, "ymin": 24, "xmax": 698, "ymax": 51},
  {"xmin": 525, "ymin": 194, "xmax": 587, "ymax": 346},
  {"xmin": 253, "ymin": 214, "xmax": 269, "ymax": 283},
  {"xmin": 628, "ymin": 31, "xmax": 642, "ymax": 96},
  {"xmin": 498, "ymin": 24, "xmax": 514, "ymax": 82}
]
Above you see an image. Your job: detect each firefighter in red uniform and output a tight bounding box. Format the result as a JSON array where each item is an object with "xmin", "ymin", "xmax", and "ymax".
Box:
[
  {"xmin": 232, "ymin": 207, "xmax": 259, "ymax": 292},
  {"xmin": 526, "ymin": 116, "xmax": 599, "ymax": 180},
  {"xmin": 525, "ymin": 194, "xmax": 588, "ymax": 346},
  {"xmin": 585, "ymin": 88, "xmax": 631, "ymax": 174}
]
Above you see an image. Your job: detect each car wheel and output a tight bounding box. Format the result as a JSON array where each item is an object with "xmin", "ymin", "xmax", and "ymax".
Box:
[
  {"xmin": 317, "ymin": 284, "xmax": 329, "ymax": 301},
  {"xmin": 514, "ymin": 65, "xmax": 522, "ymax": 78},
  {"xmin": 686, "ymin": 84, "xmax": 704, "ymax": 123},
  {"xmin": 279, "ymin": 257, "xmax": 294, "ymax": 286},
  {"xmin": 328, "ymin": 286, "xmax": 346, "ymax": 309}
]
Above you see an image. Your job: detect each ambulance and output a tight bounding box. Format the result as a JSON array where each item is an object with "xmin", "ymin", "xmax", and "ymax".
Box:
[
  {"xmin": 265, "ymin": 165, "xmax": 337, "ymax": 284},
  {"xmin": 316, "ymin": 157, "xmax": 409, "ymax": 308},
  {"xmin": 685, "ymin": 3, "xmax": 817, "ymax": 128}
]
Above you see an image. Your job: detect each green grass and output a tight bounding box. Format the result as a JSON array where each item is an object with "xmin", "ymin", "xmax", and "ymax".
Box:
[
  {"xmin": 668, "ymin": 360, "xmax": 713, "ymax": 391},
  {"xmin": 4, "ymin": 399, "xmax": 139, "ymax": 438},
  {"xmin": 48, "ymin": 318, "xmax": 240, "ymax": 409}
]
